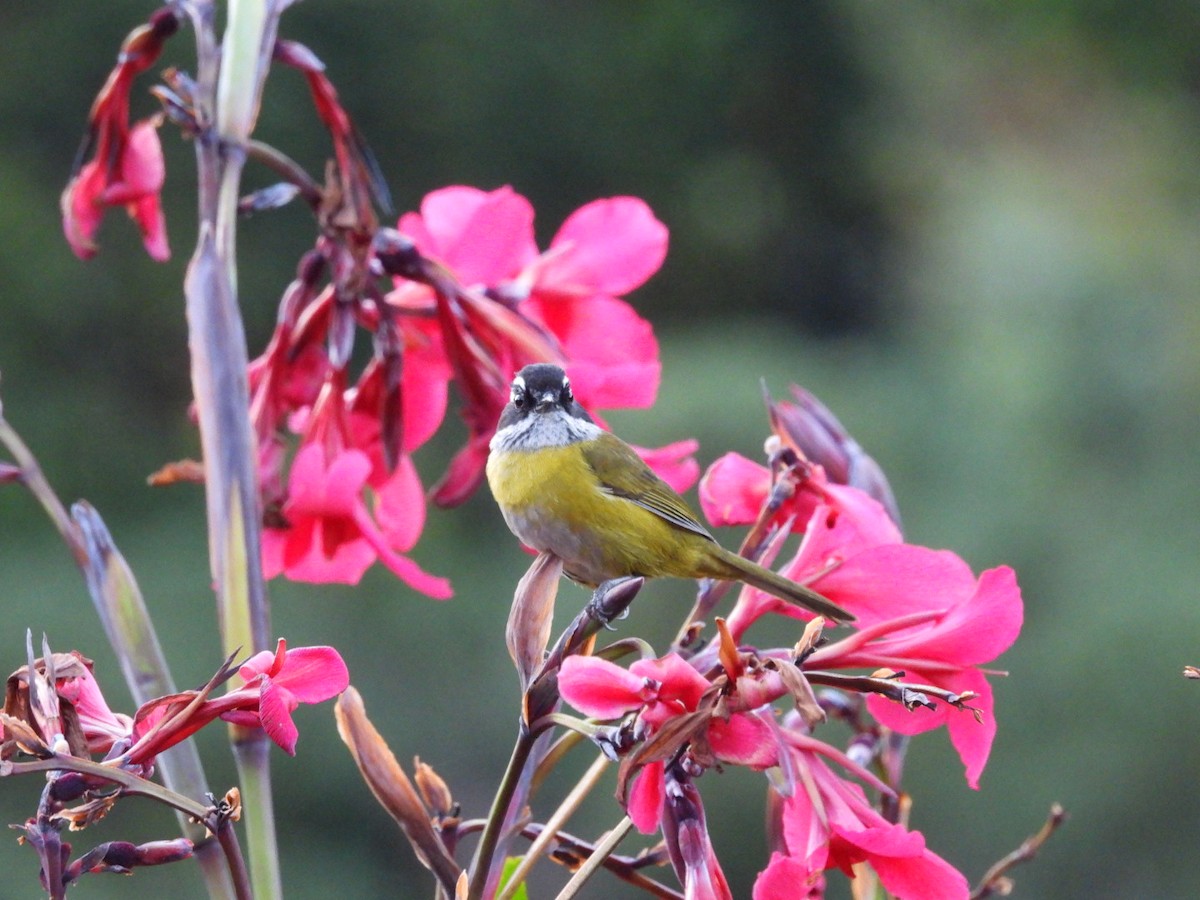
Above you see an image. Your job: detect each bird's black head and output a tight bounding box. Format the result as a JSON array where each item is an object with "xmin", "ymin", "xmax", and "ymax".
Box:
[{"xmin": 498, "ymin": 363, "xmax": 594, "ymax": 429}]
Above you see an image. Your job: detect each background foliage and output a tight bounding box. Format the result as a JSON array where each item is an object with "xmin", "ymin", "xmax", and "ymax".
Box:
[{"xmin": 2, "ymin": 2, "xmax": 1199, "ymax": 896}]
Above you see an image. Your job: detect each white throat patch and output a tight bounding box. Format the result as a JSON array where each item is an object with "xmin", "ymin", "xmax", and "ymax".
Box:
[{"xmin": 490, "ymin": 408, "xmax": 602, "ymax": 452}]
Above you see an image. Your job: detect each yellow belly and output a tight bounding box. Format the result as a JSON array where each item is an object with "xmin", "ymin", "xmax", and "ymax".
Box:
[{"xmin": 486, "ymin": 443, "xmax": 712, "ymax": 586}]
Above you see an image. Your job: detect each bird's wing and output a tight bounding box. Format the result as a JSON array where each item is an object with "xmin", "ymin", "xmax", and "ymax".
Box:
[{"xmin": 582, "ymin": 432, "xmax": 715, "ymax": 541}]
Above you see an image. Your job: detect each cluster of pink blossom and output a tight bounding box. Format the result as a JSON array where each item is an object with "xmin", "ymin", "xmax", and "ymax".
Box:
[
  {"xmin": 557, "ymin": 400, "xmax": 1023, "ymax": 899},
  {"xmin": 249, "ymin": 185, "xmax": 688, "ymax": 594},
  {"xmin": 5, "ymin": 640, "xmax": 348, "ymax": 769}
]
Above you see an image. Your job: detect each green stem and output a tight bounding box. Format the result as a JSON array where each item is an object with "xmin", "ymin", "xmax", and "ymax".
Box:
[
  {"xmin": 467, "ymin": 726, "xmax": 537, "ymax": 900},
  {"xmin": 186, "ymin": 1, "xmax": 282, "ymax": 897},
  {"xmin": 232, "ymin": 736, "xmax": 281, "ymax": 899}
]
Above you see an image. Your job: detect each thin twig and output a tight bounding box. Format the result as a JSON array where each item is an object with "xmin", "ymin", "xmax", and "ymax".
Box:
[
  {"xmin": 496, "ymin": 754, "xmax": 610, "ymax": 900},
  {"xmin": 970, "ymin": 803, "xmax": 1067, "ymax": 899},
  {"xmin": 554, "ymin": 816, "xmax": 635, "ymax": 900}
]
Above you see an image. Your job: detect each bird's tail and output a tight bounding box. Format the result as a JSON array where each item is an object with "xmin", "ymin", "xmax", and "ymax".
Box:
[{"xmin": 709, "ymin": 546, "xmax": 854, "ymax": 622}]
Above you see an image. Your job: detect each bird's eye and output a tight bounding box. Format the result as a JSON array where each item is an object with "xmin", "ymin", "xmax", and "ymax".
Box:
[{"xmin": 511, "ymin": 389, "xmax": 526, "ymax": 408}]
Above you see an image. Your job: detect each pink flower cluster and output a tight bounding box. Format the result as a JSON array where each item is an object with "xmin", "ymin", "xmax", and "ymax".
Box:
[
  {"xmin": 7, "ymin": 640, "xmax": 348, "ymax": 770},
  {"xmin": 556, "ymin": 398, "xmax": 1023, "ymax": 899},
  {"xmin": 251, "ymin": 184, "xmax": 687, "ymax": 593}
]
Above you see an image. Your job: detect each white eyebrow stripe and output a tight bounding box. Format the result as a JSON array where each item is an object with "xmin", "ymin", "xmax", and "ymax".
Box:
[{"xmin": 512, "ymin": 375, "xmax": 526, "ymax": 391}]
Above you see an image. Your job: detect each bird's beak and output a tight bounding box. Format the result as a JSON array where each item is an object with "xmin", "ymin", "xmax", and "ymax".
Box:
[{"xmin": 535, "ymin": 391, "xmax": 558, "ymax": 412}]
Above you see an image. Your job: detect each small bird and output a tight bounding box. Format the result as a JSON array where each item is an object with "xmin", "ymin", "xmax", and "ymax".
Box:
[{"xmin": 486, "ymin": 363, "xmax": 852, "ymax": 621}]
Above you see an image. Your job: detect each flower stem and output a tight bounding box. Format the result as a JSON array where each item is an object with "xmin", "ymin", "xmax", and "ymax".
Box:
[
  {"xmin": 186, "ymin": 1, "xmax": 283, "ymax": 897},
  {"xmin": 466, "ymin": 725, "xmax": 537, "ymax": 900}
]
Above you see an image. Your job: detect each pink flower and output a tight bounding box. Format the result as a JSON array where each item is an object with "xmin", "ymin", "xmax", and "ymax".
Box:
[
  {"xmin": 221, "ymin": 640, "xmax": 350, "ymax": 755},
  {"xmin": 559, "ymin": 652, "xmax": 778, "ymax": 834},
  {"xmin": 129, "ymin": 640, "xmax": 349, "ymax": 761},
  {"xmin": 806, "ymin": 562, "xmax": 1022, "ymax": 788},
  {"xmin": 261, "ymin": 443, "xmax": 451, "ymax": 597},
  {"xmin": 63, "ymin": 117, "xmax": 169, "ymax": 261},
  {"xmin": 388, "ymin": 186, "xmax": 679, "ymax": 504},
  {"xmin": 55, "ymin": 660, "xmax": 134, "ymax": 756},
  {"xmin": 764, "ymin": 729, "xmax": 968, "ymax": 900},
  {"xmin": 60, "ymin": 10, "xmax": 178, "ymax": 261},
  {"xmin": 700, "ymin": 447, "xmax": 1023, "ymax": 789}
]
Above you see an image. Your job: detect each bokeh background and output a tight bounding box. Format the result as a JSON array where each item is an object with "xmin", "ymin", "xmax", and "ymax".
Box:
[{"xmin": 3, "ymin": 2, "xmax": 1199, "ymax": 897}]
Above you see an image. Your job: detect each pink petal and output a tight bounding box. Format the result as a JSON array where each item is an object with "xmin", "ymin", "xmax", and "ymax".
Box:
[
  {"xmin": 61, "ymin": 163, "xmax": 105, "ymax": 259},
  {"xmin": 753, "ymin": 853, "xmax": 819, "ymax": 900},
  {"xmin": 558, "ymin": 655, "xmax": 650, "ymax": 719},
  {"xmin": 373, "ymin": 455, "xmax": 426, "ymax": 552},
  {"xmin": 103, "ymin": 118, "xmax": 165, "ymax": 203},
  {"xmin": 628, "ymin": 761, "xmax": 665, "ymax": 834},
  {"xmin": 429, "ymin": 435, "xmax": 491, "ymax": 508},
  {"xmin": 633, "ymin": 439, "xmax": 700, "ymax": 494},
  {"xmin": 804, "ymin": 543, "xmax": 977, "ymax": 628},
  {"xmin": 131, "ymin": 192, "xmax": 170, "ymax": 261},
  {"xmin": 865, "ymin": 668, "xmax": 995, "ymax": 789},
  {"xmin": 630, "ymin": 654, "xmax": 709, "ymax": 712},
  {"xmin": 238, "ymin": 647, "xmax": 280, "ymax": 680},
  {"xmin": 709, "ymin": 713, "xmax": 777, "ymax": 769},
  {"xmin": 699, "ymin": 452, "xmax": 770, "ymax": 527},
  {"xmin": 256, "ymin": 678, "xmax": 300, "ymax": 755},
  {"xmin": 287, "ymin": 445, "xmax": 372, "ymax": 517},
  {"xmin": 402, "ymin": 185, "xmax": 537, "ymax": 285},
  {"xmin": 401, "ymin": 323, "xmax": 452, "ymax": 452},
  {"xmin": 887, "ymin": 566, "xmax": 1023, "ymax": 666},
  {"xmin": 867, "ymin": 840, "xmax": 970, "ymax": 900},
  {"xmin": 374, "ymin": 547, "xmax": 454, "ymax": 599},
  {"xmin": 268, "ymin": 645, "xmax": 350, "ymax": 702},
  {"xmin": 831, "ymin": 821, "xmax": 925, "ymax": 860},
  {"xmin": 540, "ymin": 197, "xmax": 668, "ymax": 297}
]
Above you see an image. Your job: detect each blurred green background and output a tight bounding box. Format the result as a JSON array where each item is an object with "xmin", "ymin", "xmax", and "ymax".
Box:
[{"xmin": 3, "ymin": 2, "xmax": 1199, "ymax": 897}]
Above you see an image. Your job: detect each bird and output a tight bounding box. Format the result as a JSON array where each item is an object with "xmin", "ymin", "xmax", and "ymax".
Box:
[{"xmin": 485, "ymin": 363, "xmax": 853, "ymax": 621}]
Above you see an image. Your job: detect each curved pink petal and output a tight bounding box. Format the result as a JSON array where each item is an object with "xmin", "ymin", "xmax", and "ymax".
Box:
[
  {"xmin": 630, "ymin": 654, "xmax": 709, "ymax": 711},
  {"xmin": 539, "ymin": 196, "xmax": 668, "ymax": 297},
  {"xmin": 753, "ymin": 853, "xmax": 819, "ymax": 900},
  {"xmin": 61, "ymin": 162, "xmax": 106, "ymax": 259},
  {"xmin": 628, "ymin": 761, "xmax": 665, "ymax": 834},
  {"xmin": 865, "ymin": 668, "xmax": 994, "ymax": 789},
  {"xmin": 429, "ymin": 434, "xmax": 492, "ymax": 508},
  {"xmin": 401, "ymin": 185, "xmax": 537, "ymax": 285},
  {"xmin": 804, "ymin": 543, "xmax": 976, "ymax": 628},
  {"xmin": 559, "ymin": 655, "xmax": 650, "ymax": 719},
  {"xmin": 699, "ymin": 452, "xmax": 770, "ymax": 527},
  {"xmin": 401, "ymin": 324, "xmax": 452, "ymax": 452},
  {"xmin": 709, "ymin": 713, "xmax": 777, "ymax": 769},
  {"xmin": 633, "ymin": 439, "xmax": 700, "ymax": 494},
  {"xmin": 271, "ymin": 646, "xmax": 350, "ymax": 703},
  {"xmin": 863, "ymin": 835, "xmax": 969, "ymax": 900},
  {"xmin": 373, "ymin": 456, "xmax": 426, "ymax": 552},
  {"xmin": 287, "ymin": 445, "xmax": 372, "ymax": 516},
  {"xmin": 103, "ymin": 119, "xmax": 165, "ymax": 203},
  {"xmin": 256, "ymin": 678, "xmax": 300, "ymax": 755},
  {"xmin": 880, "ymin": 566, "xmax": 1022, "ymax": 666},
  {"xmin": 131, "ymin": 193, "xmax": 170, "ymax": 261}
]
